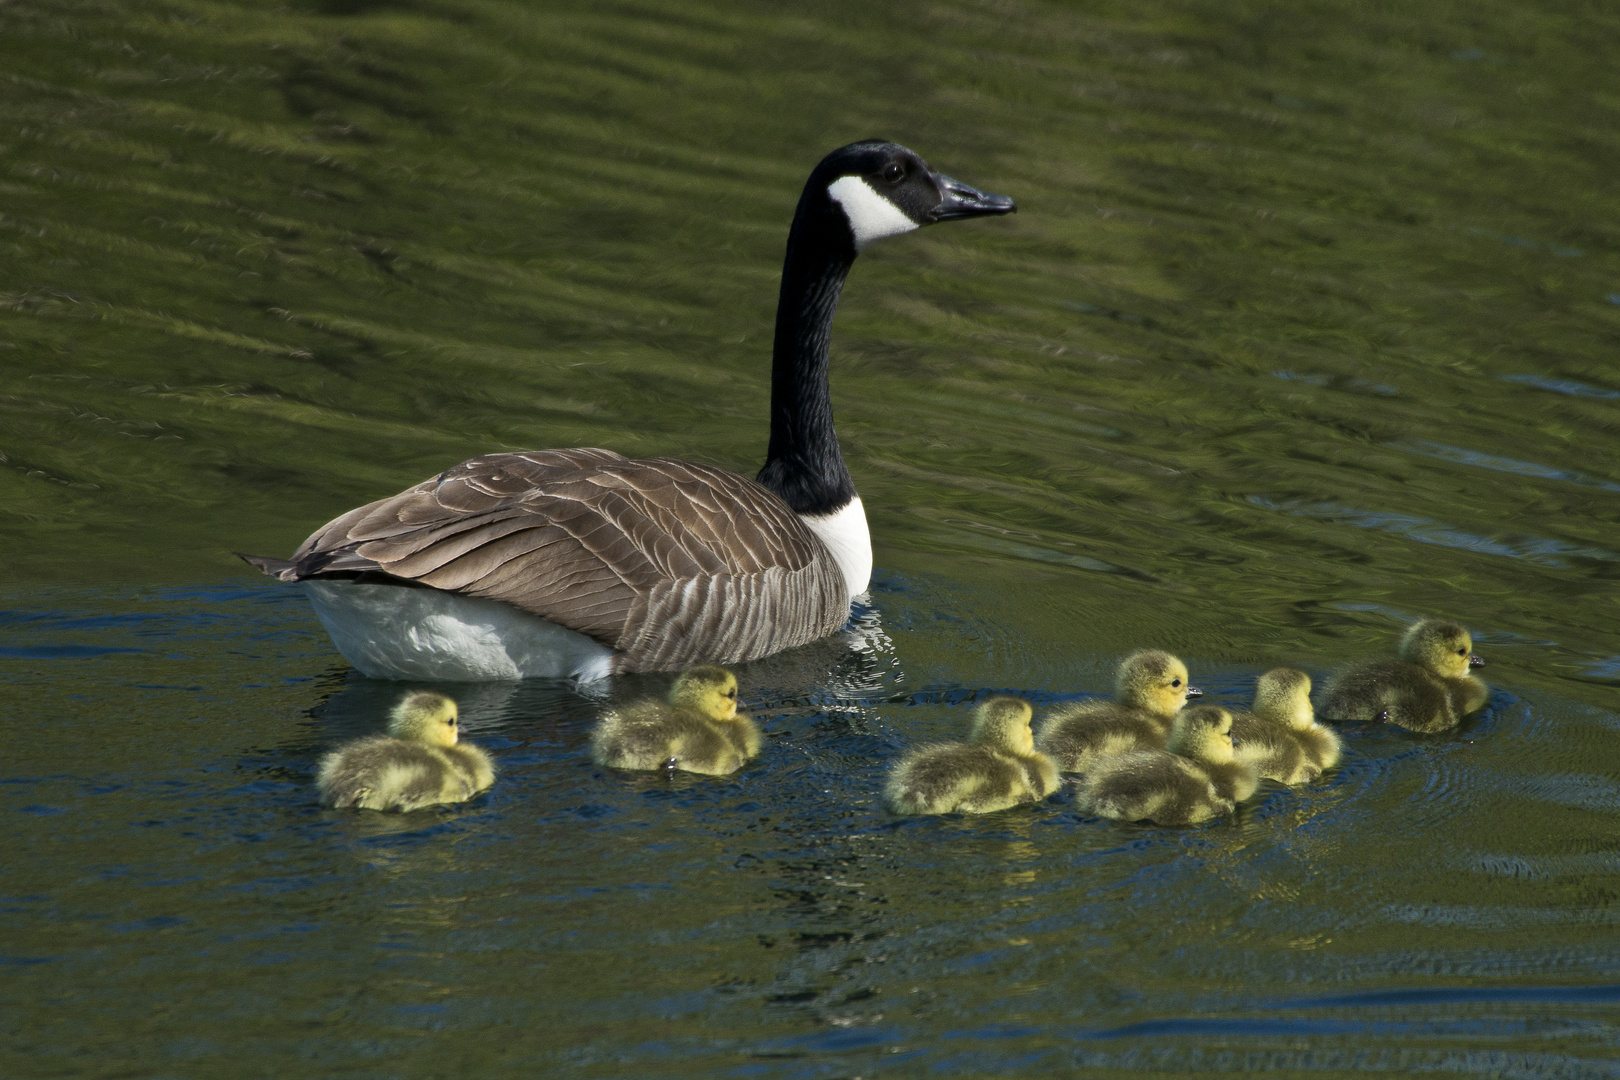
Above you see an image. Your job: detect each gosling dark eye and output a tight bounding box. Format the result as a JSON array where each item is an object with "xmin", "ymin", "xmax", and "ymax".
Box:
[
  {"xmin": 882, "ymin": 162, "xmax": 904, "ymax": 184},
  {"xmin": 726, "ymin": 689, "xmax": 737, "ymax": 699},
  {"xmin": 1171, "ymin": 679, "xmax": 1181, "ymax": 688},
  {"xmin": 1457, "ymin": 648, "xmax": 1467, "ymax": 656}
]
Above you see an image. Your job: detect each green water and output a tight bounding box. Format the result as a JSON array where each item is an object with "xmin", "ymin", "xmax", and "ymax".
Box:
[{"xmin": 4, "ymin": 0, "xmax": 1619, "ymax": 1075}]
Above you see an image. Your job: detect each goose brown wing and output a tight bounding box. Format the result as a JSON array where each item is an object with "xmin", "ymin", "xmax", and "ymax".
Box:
[{"xmin": 255, "ymin": 448, "xmax": 849, "ymax": 671}]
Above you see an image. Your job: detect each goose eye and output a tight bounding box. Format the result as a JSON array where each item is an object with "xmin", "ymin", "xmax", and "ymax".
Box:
[
  {"xmin": 882, "ymin": 162, "xmax": 904, "ymax": 184},
  {"xmin": 1456, "ymin": 648, "xmax": 1467, "ymax": 656},
  {"xmin": 726, "ymin": 688, "xmax": 738, "ymax": 699},
  {"xmin": 1171, "ymin": 679, "xmax": 1182, "ymax": 688}
]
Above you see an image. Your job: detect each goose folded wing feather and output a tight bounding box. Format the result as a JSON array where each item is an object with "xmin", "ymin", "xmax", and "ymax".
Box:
[{"xmin": 286, "ymin": 452, "xmax": 842, "ymax": 661}]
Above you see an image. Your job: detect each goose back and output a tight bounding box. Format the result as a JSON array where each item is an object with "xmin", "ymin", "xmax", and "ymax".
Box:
[{"xmin": 250, "ymin": 449, "xmax": 850, "ymax": 672}]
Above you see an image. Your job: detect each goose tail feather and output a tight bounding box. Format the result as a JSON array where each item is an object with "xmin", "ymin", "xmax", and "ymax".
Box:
[{"xmin": 236, "ymin": 552, "xmax": 299, "ymax": 580}]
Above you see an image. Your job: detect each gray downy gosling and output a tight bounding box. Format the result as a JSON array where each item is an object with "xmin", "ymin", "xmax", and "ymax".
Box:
[
  {"xmin": 1319, "ymin": 619, "xmax": 1488, "ymax": 733},
  {"xmin": 317, "ymin": 691, "xmax": 496, "ymax": 812},
  {"xmin": 1075, "ymin": 705, "xmax": 1258, "ymax": 826},
  {"xmin": 886, "ymin": 697, "xmax": 1061, "ymax": 815},
  {"xmin": 1034, "ymin": 650, "xmax": 1199, "ymax": 773},
  {"xmin": 591, "ymin": 665, "xmax": 760, "ymax": 776},
  {"xmin": 1231, "ymin": 668, "xmax": 1342, "ymax": 784}
]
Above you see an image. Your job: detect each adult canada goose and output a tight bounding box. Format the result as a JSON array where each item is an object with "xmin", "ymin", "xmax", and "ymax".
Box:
[
  {"xmin": 1319, "ymin": 618, "xmax": 1488, "ymax": 733},
  {"xmin": 885, "ymin": 697, "xmax": 1060, "ymax": 815},
  {"xmin": 317, "ymin": 690, "xmax": 496, "ymax": 811},
  {"xmin": 241, "ymin": 141, "xmax": 1015, "ymax": 680},
  {"xmin": 591, "ymin": 665, "xmax": 761, "ymax": 776}
]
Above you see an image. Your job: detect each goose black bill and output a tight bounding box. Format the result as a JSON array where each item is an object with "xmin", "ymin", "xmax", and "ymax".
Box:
[{"xmin": 927, "ymin": 173, "xmax": 1017, "ymax": 222}]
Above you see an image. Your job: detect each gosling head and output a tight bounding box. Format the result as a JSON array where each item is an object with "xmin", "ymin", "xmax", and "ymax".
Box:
[
  {"xmin": 668, "ymin": 665, "xmax": 741, "ymax": 721},
  {"xmin": 969, "ymin": 696, "xmax": 1036, "ymax": 755},
  {"xmin": 1398, "ymin": 619, "xmax": 1480, "ymax": 679},
  {"xmin": 1116, "ymin": 649, "xmax": 1198, "ymax": 719},
  {"xmin": 387, "ymin": 690, "xmax": 459, "ymax": 747},
  {"xmin": 1253, "ymin": 668, "xmax": 1314, "ymax": 731},
  {"xmin": 800, "ymin": 140, "xmax": 1016, "ymax": 258},
  {"xmin": 1167, "ymin": 705, "xmax": 1236, "ymax": 765}
]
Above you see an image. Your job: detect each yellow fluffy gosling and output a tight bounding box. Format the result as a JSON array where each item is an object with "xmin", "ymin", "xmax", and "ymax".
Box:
[
  {"xmin": 317, "ymin": 691, "xmax": 495, "ymax": 812},
  {"xmin": 886, "ymin": 697, "xmax": 1060, "ymax": 815},
  {"xmin": 591, "ymin": 666, "xmax": 759, "ymax": 775},
  {"xmin": 1035, "ymin": 650, "xmax": 1198, "ymax": 773},
  {"xmin": 1319, "ymin": 619, "xmax": 1488, "ymax": 733},
  {"xmin": 1231, "ymin": 668, "xmax": 1341, "ymax": 784},
  {"xmin": 1075, "ymin": 705, "xmax": 1258, "ymax": 826}
]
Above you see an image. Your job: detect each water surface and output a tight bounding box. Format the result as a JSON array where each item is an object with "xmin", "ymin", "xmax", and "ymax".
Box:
[{"xmin": 3, "ymin": 0, "xmax": 1619, "ymax": 1075}]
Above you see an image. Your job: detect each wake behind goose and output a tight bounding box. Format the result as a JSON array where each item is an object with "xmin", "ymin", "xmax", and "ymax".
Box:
[{"xmin": 241, "ymin": 141, "xmax": 1015, "ymax": 680}]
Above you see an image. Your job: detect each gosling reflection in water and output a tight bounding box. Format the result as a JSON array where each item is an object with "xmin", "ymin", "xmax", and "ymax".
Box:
[
  {"xmin": 1319, "ymin": 618, "xmax": 1489, "ymax": 733},
  {"xmin": 591, "ymin": 666, "xmax": 761, "ymax": 776},
  {"xmin": 317, "ymin": 691, "xmax": 496, "ymax": 812},
  {"xmin": 886, "ymin": 697, "xmax": 1060, "ymax": 815},
  {"xmin": 1075, "ymin": 705, "xmax": 1257, "ymax": 826}
]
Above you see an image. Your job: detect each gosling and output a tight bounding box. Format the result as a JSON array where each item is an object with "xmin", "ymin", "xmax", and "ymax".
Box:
[
  {"xmin": 1231, "ymin": 668, "xmax": 1342, "ymax": 784},
  {"xmin": 886, "ymin": 697, "xmax": 1060, "ymax": 815},
  {"xmin": 1075, "ymin": 704, "xmax": 1258, "ymax": 826},
  {"xmin": 1319, "ymin": 619, "xmax": 1488, "ymax": 733},
  {"xmin": 591, "ymin": 665, "xmax": 759, "ymax": 775},
  {"xmin": 317, "ymin": 691, "xmax": 496, "ymax": 812},
  {"xmin": 1035, "ymin": 650, "xmax": 1198, "ymax": 773}
]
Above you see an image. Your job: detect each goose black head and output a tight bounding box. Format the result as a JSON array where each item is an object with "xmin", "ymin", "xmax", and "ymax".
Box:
[{"xmin": 797, "ymin": 140, "xmax": 1016, "ymax": 258}]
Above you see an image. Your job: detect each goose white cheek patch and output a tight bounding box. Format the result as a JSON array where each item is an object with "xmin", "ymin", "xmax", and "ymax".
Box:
[{"xmin": 827, "ymin": 176, "xmax": 919, "ymax": 251}]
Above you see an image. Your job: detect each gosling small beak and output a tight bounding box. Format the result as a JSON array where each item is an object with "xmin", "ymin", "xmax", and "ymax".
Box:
[
  {"xmin": 1185, "ymin": 686, "xmax": 1203, "ymax": 698},
  {"xmin": 927, "ymin": 172, "xmax": 1017, "ymax": 222},
  {"xmin": 1469, "ymin": 654, "xmax": 1485, "ymax": 668},
  {"xmin": 1230, "ymin": 736, "xmax": 1241, "ymax": 749}
]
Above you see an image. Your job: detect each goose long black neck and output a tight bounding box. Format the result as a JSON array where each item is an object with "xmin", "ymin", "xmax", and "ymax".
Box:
[{"xmin": 755, "ymin": 196, "xmax": 859, "ymax": 516}]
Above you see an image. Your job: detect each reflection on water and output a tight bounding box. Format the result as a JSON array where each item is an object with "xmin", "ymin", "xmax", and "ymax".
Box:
[{"xmin": 4, "ymin": 0, "xmax": 1620, "ymax": 1073}]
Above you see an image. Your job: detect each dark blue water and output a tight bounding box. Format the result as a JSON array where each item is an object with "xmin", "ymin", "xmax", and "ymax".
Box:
[{"xmin": 4, "ymin": 576, "xmax": 1618, "ymax": 1076}]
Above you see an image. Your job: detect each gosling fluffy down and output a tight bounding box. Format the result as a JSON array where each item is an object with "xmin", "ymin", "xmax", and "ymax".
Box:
[
  {"xmin": 1319, "ymin": 619, "xmax": 1489, "ymax": 733},
  {"xmin": 317, "ymin": 691, "xmax": 496, "ymax": 812},
  {"xmin": 1035, "ymin": 650, "xmax": 1197, "ymax": 773},
  {"xmin": 886, "ymin": 697, "xmax": 1060, "ymax": 815},
  {"xmin": 592, "ymin": 666, "xmax": 760, "ymax": 776},
  {"xmin": 1231, "ymin": 668, "xmax": 1341, "ymax": 784},
  {"xmin": 1076, "ymin": 705, "xmax": 1257, "ymax": 826}
]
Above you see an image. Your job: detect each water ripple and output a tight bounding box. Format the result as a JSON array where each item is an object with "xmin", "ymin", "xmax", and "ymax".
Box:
[
  {"xmin": 1501, "ymin": 375, "xmax": 1620, "ymax": 400},
  {"xmin": 1247, "ymin": 496, "xmax": 1620, "ymax": 567},
  {"xmin": 1397, "ymin": 441, "xmax": 1620, "ymax": 495}
]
